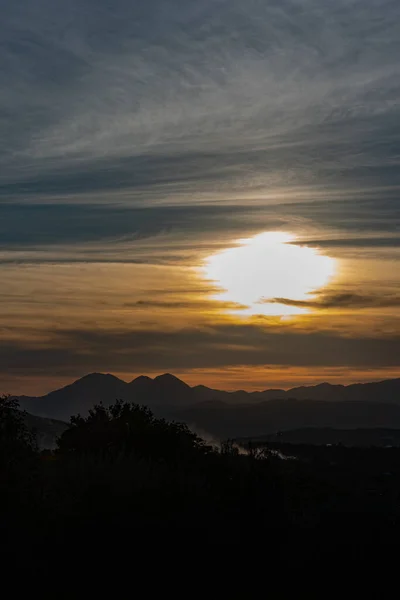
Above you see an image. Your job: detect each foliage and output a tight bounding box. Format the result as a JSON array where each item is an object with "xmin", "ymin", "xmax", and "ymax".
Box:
[
  {"xmin": 57, "ymin": 400, "xmax": 212, "ymax": 462},
  {"xmin": 4, "ymin": 395, "xmax": 400, "ymax": 574},
  {"xmin": 0, "ymin": 395, "xmax": 37, "ymax": 471}
]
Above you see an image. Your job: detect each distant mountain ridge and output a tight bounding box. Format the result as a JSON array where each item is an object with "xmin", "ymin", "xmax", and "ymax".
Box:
[
  {"xmin": 18, "ymin": 372, "xmax": 196, "ymax": 421},
  {"xmin": 16, "ymin": 373, "xmax": 400, "ymax": 422}
]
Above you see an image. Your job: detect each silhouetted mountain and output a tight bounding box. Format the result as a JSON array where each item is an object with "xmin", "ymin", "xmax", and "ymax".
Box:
[
  {"xmin": 16, "ymin": 373, "xmax": 400, "ymax": 426},
  {"xmin": 19, "ymin": 373, "xmax": 128, "ymax": 421},
  {"xmin": 287, "ymin": 382, "xmax": 345, "ymax": 401},
  {"xmin": 127, "ymin": 373, "xmax": 193, "ymax": 408},
  {"xmin": 153, "ymin": 373, "xmax": 192, "ymax": 402},
  {"xmin": 193, "ymin": 378, "xmax": 400, "ymax": 404},
  {"xmin": 128, "ymin": 375, "xmax": 155, "ymax": 405},
  {"xmin": 340, "ymin": 378, "xmax": 400, "ymax": 403},
  {"xmin": 277, "ymin": 379, "xmax": 400, "ymax": 403},
  {"xmin": 129, "ymin": 375, "xmax": 153, "ymax": 389},
  {"xmin": 168, "ymin": 399, "xmax": 400, "ymax": 440},
  {"xmin": 19, "ymin": 372, "xmax": 198, "ymax": 420}
]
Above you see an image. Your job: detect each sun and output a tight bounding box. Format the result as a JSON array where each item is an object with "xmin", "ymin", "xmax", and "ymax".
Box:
[{"xmin": 203, "ymin": 232, "xmax": 336, "ymax": 316}]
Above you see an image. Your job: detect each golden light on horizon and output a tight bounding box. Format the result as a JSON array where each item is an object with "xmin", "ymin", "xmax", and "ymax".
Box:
[{"xmin": 203, "ymin": 232, "xmax": 337, "ymax": 316}]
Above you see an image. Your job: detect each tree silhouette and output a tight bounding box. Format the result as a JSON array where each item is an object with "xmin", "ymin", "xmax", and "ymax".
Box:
[
  {"xmin": 57, "ymin": 399, "xmax": 212, "ymax": 463},
  {"xmin": 0, "ymin": 395, "xmax": 37, "ymax": 472}
]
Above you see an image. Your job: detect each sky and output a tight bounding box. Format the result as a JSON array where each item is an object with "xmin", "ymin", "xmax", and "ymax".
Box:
[{"xmin": 1, "ymin": 0, "xmax": 399, "ymax": 395}]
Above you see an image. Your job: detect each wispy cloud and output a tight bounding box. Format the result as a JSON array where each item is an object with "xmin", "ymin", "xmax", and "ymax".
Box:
[
  {"xmin": 0, "ymin": 324, "xmax": 399, "ymax": 380},
  {"xmin": 268, "ymin": 292, "xmax": 400, "ymax": 310},
  {"xmin": 1, "ymin": 0, "xmax": 400, "ymax": 389},
  {"xmin": 2, "ymin": 1, "xmax": 400, "ymax": 197}
]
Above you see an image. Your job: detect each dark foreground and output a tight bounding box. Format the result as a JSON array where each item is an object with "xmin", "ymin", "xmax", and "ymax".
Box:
[{"xmin": 2, "ymin": 396, "xmax": 400, "ymax": 577}]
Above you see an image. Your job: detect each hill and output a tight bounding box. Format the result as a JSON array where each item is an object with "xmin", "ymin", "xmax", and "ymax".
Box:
[
  {"xmin": 193, "ymin": 378, "xmax": 400, "ymax": 404},
  {"xmin": 167, "ymin": 398, "xmax": 400, "ymax": 440},
  {"xmin": 14, "ymin": 373, "xmax": 400, "ymax": 436},
  {"xmin": 17, "ymin": 373, "xmax": 400, "ymax": 419},
  {"xmin": 18, "ymin": 372, "xmax": 197, "ymax": 421}
]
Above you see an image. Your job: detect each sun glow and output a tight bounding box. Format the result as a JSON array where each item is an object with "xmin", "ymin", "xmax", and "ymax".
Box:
[{"xmin": 203, "ymin": 232, "xmax": 336, "ymax": 316}]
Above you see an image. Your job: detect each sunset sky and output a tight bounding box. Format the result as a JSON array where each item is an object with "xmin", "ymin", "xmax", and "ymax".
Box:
[{"xmin": 1, "ymin": 0, "xmax": 399, "ymax": 395}]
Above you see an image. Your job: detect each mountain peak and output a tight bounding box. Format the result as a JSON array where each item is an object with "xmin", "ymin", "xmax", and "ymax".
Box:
[
  {"xmin": 155, "ymin": 373, "xmax": 187, "ymax": 384},
  {"xmin": 153, "ymin": 373, "xmax": 192, "ymax": 393},
  {"xmin": 80, "ymin": 372, "xmax": 118, "ymax": 381},
  {"xmin": 130, "ymin": 375, "xmax": 153, "ymax": 384},
  {"xmin": 17, "ymin": 374, "xmax": 400, "ymax": 424},
  {"xmin": 69, "ymin": 373, "xmax": 123, "ymax": 388}
]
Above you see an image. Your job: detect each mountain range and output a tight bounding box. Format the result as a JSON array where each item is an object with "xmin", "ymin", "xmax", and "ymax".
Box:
[{"xmin": 16, "ymin": 373, "xmax": 400, "ymax": 439}]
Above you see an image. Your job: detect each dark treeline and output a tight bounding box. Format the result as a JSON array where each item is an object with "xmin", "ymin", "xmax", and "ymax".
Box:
[{"xmin": 2, "ymin": 394, "xmax": 400, "ymax": 576}]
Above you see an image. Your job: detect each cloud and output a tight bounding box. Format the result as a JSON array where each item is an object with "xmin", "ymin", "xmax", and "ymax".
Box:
[
  {"xmin": 1, "ymin": 325, "xmax": 399, "ymax": 378},
  {"xmin": 0, "ymin": 197, "xmax": 397, "ymax": 266},
  {"xmin": 1, "ymin": 1, "xmax": 399, "ymax": 253},
  {"xmin": 0, "ymin": 202, "xmax": 282, "ymax": 249},
  {"xmin": 267, "ymin": 293, "xmax": 400, "ymax": 310},
  {"xmin": 1, "ymin": 0, "xmax": 400, "ymax": 389},
  {"xmin": 292, "ymin": 237, "xmax": 400, "ymax": 250},
  {"xmin": 1, "ymin": 0, "xmax": 400, "ymax": 199},
  {"xmin": 134, "ymin": 299, "xmax": 248, "ymax": 311}
]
